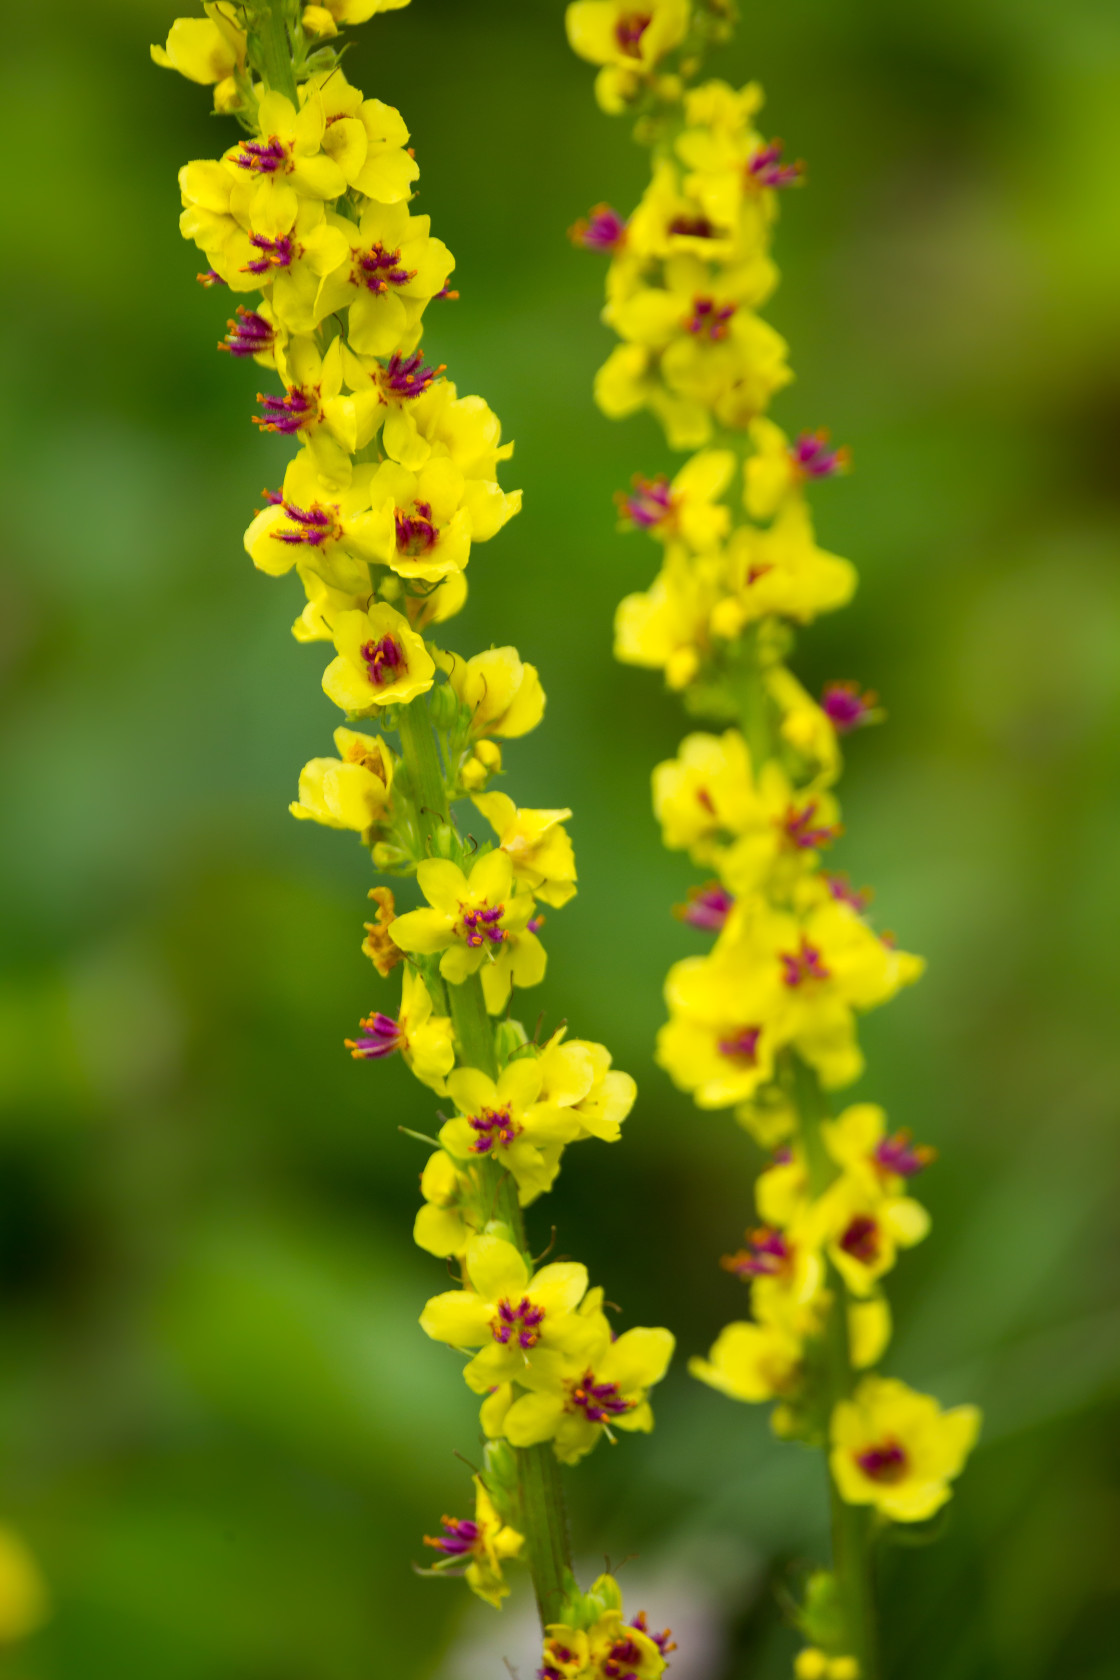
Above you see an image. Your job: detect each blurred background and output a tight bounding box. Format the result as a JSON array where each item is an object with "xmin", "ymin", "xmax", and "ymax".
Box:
[{"xmin": 2, "ymin": 0, "xmax": 1120, "ymax": 1674}]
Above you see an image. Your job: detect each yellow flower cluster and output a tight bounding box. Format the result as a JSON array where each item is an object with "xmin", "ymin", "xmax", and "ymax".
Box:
[
  {"xmin": 160, "ymin": 0, "xmax": 673, "ymax": 1638},
  {"xmin": 566, "ymin": 1, "xmax": 980, "ymax": 1669}
]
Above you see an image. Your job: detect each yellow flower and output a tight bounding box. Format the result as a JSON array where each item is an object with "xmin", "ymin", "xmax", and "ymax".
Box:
[
  {"xmin": 566, "ymin": 0, "xmax": 690, "ymax": 73},
  {"xmin": 413, "ymin": 1149, "xmax": 482, "ymax": 1258},
  {"xmin": 420, "ymin": 1232, "xmax": 590, "ymax": 1391},
  {"xmin": 535, "ymin": 1028, "xmax": 637, "ymax": 1143},
  {"xmin": 745, "ymin": 417, "xmax": 851, "ymax": 520},
  {"xmin": 313, "ymin": 200, "xmax": 454, "ymax": 355},
  {"xmin": 345, "ymin": 965, "xmax": 454, "ymax": 1091},
  {"xmin": 423, "ymin": 1473, "xmax": 523, "ymax": 1609},
  {"xmin": 848, "ymin": 1296, "xmax": 892, "ymax": 1371},
  {"xmin": 437, "ymin": 1061, "xmax": 578, "ymax": 1204},
  {"xmin": 388, "ymin": 849, "xmax": 544, "ymax": 998},
  {"xmin": 447, "ymin": 646, "xmax": 546, "ymax": 738},
  {"xmin": 615, "ymin": 548, "xmax": 723, "ymax": 690},
  {"xmin": 652, "ymin": 728, "xmax": 756, "ymax": 857},
  {"xmin": 289, "ymin": 726, "xmax": 394, "ymax": 831},
  {"xmin": 226, "ymin": 90, "xmax": 347, "ymax": 234},
  {"xmin": 830, "ymin": 1377, "xmax": 981, "ymax": 1522},
  {"xmin": 543, "ymin": 1592, "xmax": 670, "ymax": 1677},
  {"xmin": 151, "ymin": 8, "xmax": 245, "ymax": 87},
  {"xmin": 813, "ymin": 1174, "xmax": 930, "ymax": 1297},
  {"xmin": 689, "ymin": 1318, "xmax": 802, "ymax": 1404},
  {"xmin": 244, "ymin": 449, "xmax": 386, "ymax": 585},
  {"xmin": 794, "ymin": 1650, "xmax": 860, "ymax": 1680},
  {"xmin": 616, "ymin": 448, "xmax": 734, "ymax": 550},
  {"xmin": 321, "ymin": 603, "xmax": 435, "ymax": 712},
  {"xmin": 264, "ymin": 336, "xmax": 371, "ymax": 480},
  {"xmin": 721, "ymin": 1224, "xmax": 825, "ymax": 1337},
  {"xmin": 298, "ymin": 69, "xmax": 418, "ymax": 202},
  {"xmin": 364, "ymin": 457, "xmax": 476, "ymax": 581},
  {"xmin": 605, "ymin": 254, "xmax": 778, "ymax": 349},
  {"xmin": 657, "ymin": 945, "xmax": 778, "ymax": 1108},
  {"xmin": 0, "ymin": 1525, "xmax": 48, "ymax": 1642},
  {"xmin": 713, "ymin": 503, "xmax": 857, "ymax": 635},
  {"xmin": 767, "ymin": 664, "xmax": 841, "ymax": 784},
  {"xmin": 497, "ymin": 1315, "xmax": 675, "ymax": 1465},
  {"xmin": 821, "ymin": 1103, "xmax": 937, "ymax": 1198},
  {"xmin": 472, "ymin": 792, "xmax": 577, "ymax": 907}
]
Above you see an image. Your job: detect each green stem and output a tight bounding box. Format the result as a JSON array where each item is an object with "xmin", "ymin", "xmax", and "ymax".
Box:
[
  {"xmin": 255, "ymin": 0, "xmax": 300, "ymax": 105},
  {"xmin": 517, "ymin": 1440, "xmax": 573, "ymax": 1628},
  {"xmin": 728, "ymin": 624, "xmax": 772, "ymax": 766},
  {"xmin": 398, "ymin": 695, "xmax": 450, "ymax": 850},
  {"xmin": 793, "ymin": 1058, "xmax": 880, "ymax": 1680}
]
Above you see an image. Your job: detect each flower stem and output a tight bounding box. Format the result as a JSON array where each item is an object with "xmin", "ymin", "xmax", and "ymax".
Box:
[
  {"xmin": 793, "ymin": 1056, "xmax": 880, "ymax": 1680},
  {"xmin": 251, "ymin": 0, "xmax": 300, "ymax": 104},
  {"xmin": 397, "ymin": 695, "xmax": 450, "ymax": 848},
  {"xmin": 728, "ymin": 624, "xmax": 773, "ymax": 767},
  {"xmin": 518, "ymin": 1439, "xmax": 574, "ymax": 1628}
]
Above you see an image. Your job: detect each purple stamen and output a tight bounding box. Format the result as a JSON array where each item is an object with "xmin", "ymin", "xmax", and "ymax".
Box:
[
  {"xmin": 780, "ymin": 937, "xmax": 830, "ymax": 987},
  {"xmin": 493, "ymin": 1296, "xmax": 546, "ymax": 1350},
  {"xmin": 856, "ymin": 1440, "xmax": 908, "ymax": 1483},
  {"xmin": 791, "ymin": 429, "xmax": 850, "ymax": 478},
  {"xmin": 242, "ymin": 232, "xmax": 295, "ymax": 275},
  {"xmin": 783, "ymin": 800, "xmax": 842, "ymax": 850},
  {"xmin": 424, "ymin": 1515, "xmax": 480, "ymax": 1557},
  {"xmin": 467, "ymin": 1105, "xmax": 518, "ymax": 1155},
  {"xmin": 723, "ymin": 1226, "xmax": 792, "ymax": 1279},
  {"xmin": 460, "ymin": 904, "xmax": 506, "ymax": 949},
  {"xmin": 631, "ymin": 1614, "xmax": 677, "ymax": 1658},
  {"xmin": 273, "ymin": 500, "xmax": 338, "ymax": 547},
  {"xmin": 668, "ymin": 212, "xmax": 718, "ymax": 240},
  {"xmin": 616, "ymin": 473, "xmax": 675, "ymax": 529},
  {"xmin": 614, "ymin": 11, "xmax": 651, "ymax": 55},
  {"xmin": 394, "ymin": 500, "xmax": 438, "ymax": 555},
  {"xmin": 236, "ymin": 135, "xmax": 289, "ymax": 176},
  {"xmin": 676, "ymin": 882, "xmax": 734, "ymax": 932},
  {"xmin": 822, "ymin": 681, "xmax": 877, "ymax": 732},
  {"xmin": 839, "ymin": 1214, "xmax": 880, "ymax": 1265},
  {"xmin": 361, "ymin": 635, "xmax": 405, "ymax": 687},
  {"xmin": 687, "ymin": 296, "xmax": 737, "ymax": 341},
  {"xmin": 380, "ymin": 349, "xmax": 444, "ymax": 400},
  {"xmin": 351, "ymin": 240, "xmax": 417, "ymax": 295},
  {"xmin": 254, "ymin": 385, "xmax": 315, "ymax": 435},
  {"xmin": 569, "ymin": 1369, "xmax": 633, "ymax": 1424},
  {"xmin": 569, "ymin": 204, "xmax": 628, "ymax": 253},
  {"xmin": 875, "ymin": 1130, "xmax": 935, "ymax": 1179},
  {"xmin": 748, "ymin": 139, "xmax": 806, "ymax": 190},
  {"xmin": 220, "ymin": 307, "xmax": 275, "ymax": 357},
  {"xmin": 344, "ymin": 1012, "xmax": 402, "ymax": 1060},
  {"xmin": 718, "ymin": 1026, "xmax": 761, "ymax": 1064},
  {"xmin": 197, "ymin": 268, "xmax": 225, "ymax": 287},
  {"xmin": 824, "ymin": 873, "xmax": 872, "ymax": 914}
]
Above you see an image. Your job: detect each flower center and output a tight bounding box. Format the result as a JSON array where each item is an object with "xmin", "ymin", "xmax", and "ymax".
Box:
[
  {"xmin": 686, "ymin": 296, "xmax": 737, "ymax": 340},
  {"xmin": 220, "ymin": 307, "xmax": 275, "ymax": 358},
  {"xmin": 493, "ymin": 1295, "xmax": 545, "ymax": 1349},
  {"xmin": 243, "ymin": 232, "xmax": 295, "ymax": 275},
  {"xmin": 824, "ymin": 873, "xmax": 872, "ymax": 914},
  {"xmin": 460, "ymin": 902, "xmax": 506, "ymax": 948},
  {"xmin": 668, "ymin": 212, "xmax": 717, "ymax": 240},
  {"xmin": 569, "ymin": 203, "xmax": 627, "ymax": 252},
  {"xmin": 747, "ymin": 139, "xmax": 806, "ymax": 189},
  {"xmin": 782, "ymin": 800, "xmax": 842, "ymax": 851},
  {"xmin": 351, "ymin": 240, "xmax": 417, "ymax": 295},
  {"xmin": 344, "ymin": 1011, "xmax": 402, "ymax": 1060},
  {"xmin": 722, "ymin": 1226, "xmax": 792, "ymax": 1279},
  {"xmin": 274, "ymin": 500, "xmax": 342, "ymax": 548},
  {"xmin": 675, "ymin": 882, "xmax": 734, "ymax": 932},
  {"xmin": 822, "ymin": 680, "xmax": 876, "ymax": 732},
  {"xmin": 875, "ymin": 1130, "xmax": 935, "ymax": 1179},
  {"xmin": 380, "ymin": 349, "xmax": 444, "ymax": 400},
  {"xmin": 394, "ymin": 500, "xmax": 438, "ymax": 555},
  {"xmin": 467, "ymin": 1105, "xmax": 518, "ymax": 1154},
  {"xmin": 423, "ymin": 1515, "xmax": 480, "ymax": 1557},
  {"xmin": 792, "ymin": 429, "xmax": 850, "ymax": 478},
  {"xmin": 717, "ymin": 1026, "xmax": 761, "ymax": 1064},
  {"xmin": 254, "ymin": 384, "xmax": 318, "ymax": 436},
  {"xmin": 361, "ymin": 635, "xmax": 405, "ymax": 687},
  {"xmin": 614, "ymin": 12, "xmax": 651, "ymax": 55},
  {"xmin": 568, "ymin": 1369, "xmax": 634, "ymax": 1423},
  {"xmin": 616, "ymin": 473, "xmax": 675, "ymax": 529},
  {"xmin": 236, "ymin": 135, "xmax": 290, "ymax": 176},
  {"xmin": 631, "ymin": 1614, "xmax": 677, "ymax": 1657},
  {"xmin": 602, "ymin": 1637, "xmax": 646, "ymax": 1680},
  {"xmin": 780, "ymin": 937, "xmax": 830, "ymax": 987},
  {"xmin": 839, "ymin": 1214, "xmax": 881, "ymax": 1265},
  {"xmin": 856, "ymin": 1439, "xmax": 909, "ymax": 1483}
]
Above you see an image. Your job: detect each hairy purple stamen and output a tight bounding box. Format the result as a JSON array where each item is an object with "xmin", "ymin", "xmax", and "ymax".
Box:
[
  {"xmin": 723, "ymin": 1227, "xmax": 792, "ymax": 1279},
  {"xmin": 461, "ymin": 904, "xmax": 506, "ymax": 949},
  {"xmin": 381, "ymin": 349, "xmax": 444, "ymax": 399},
  {"xmin": 569, "ymin": 204, "xmax": 628, "ymax": 253},
  {"xmin": 780, "ymin": 937, "xmax": 830, "ymax": 987},
  {"xmin": 254, "ymin": 385, "xmax": 315, "ymax": 435},
  {"xmin": 220, "ymin": 308, "xmax": 274, "ymax": 357},
  {"xmin": 687, "ymin": 296, "xmax": 737, "ymax": 341},
  {"xmin": 274, "ymin": 500, "xmax": 337, "ymax": 547},
  {"xmin": 856, "ymin": 1440, "xmax": 908, "ymax": 1483},
  {"xmin": 424, "ymin": 1516, "xmax": 480, "ymax": 1557},
  {"xmin": 718, "ymin": 1026, "xmax": 761, "ymax": 1063},
  {"xmin": 791, "ymin": 430, "xmax": 850, "ymax": 478},
  {"xmin": 617, "ymin": 473, "xmax": 674, "ymax": 529},
  {"xmin": 822, "ymin": 680, "xmax": 877, "ymax": 732},
  {"xmin": 614, "ymin": 11, "xmax": 652, "ymax": 55},
  {"xmin": 352, "ymin": 240, "xmax": 417, "ymax": 295},
  {"xmin": 569, "ymin": 1370, "xmax": 633, "ymax": 1424},
  {"xmin": 748, "ymin": 140, "xmax": 806, "ymax": 190},
  {"xmin": 395, "ymin": 500, "xmax": 438, "ymax": 555},
  {"xmin": 677, "ymin": 882, "xmax": 734, "ymax": 932},
  {"xmin": 875, "ymin": 1131, "xmax": 935, "ymax": 1178},
  {"xmin": 493, "ymin": 1296, "xmax": 545, "ymax": 1350},
  {"xmin": 345, "ymin": 1012, "xmax": 401, "ymax": 1060},
  {"xmin": 839, "ymin": 1214, "xmax": 880, "ymax": 1265},
  {"xmin": 243, "ymin": 232, "xmax": 295, "ymax": 275},
  {"xmin": 236, "ymin": 135, "xmax": 288, "ymax": 175},
  {"xmin": 361, "ymin": 635, "xmax": 404, "ymax": 687},
  {"xmin": 783, "ymin": 799, "xmax": 842, "ymax": 850},
  {"xmin": 467, "ymin": 1106, "xmax": 518, "ymax": 1155}
]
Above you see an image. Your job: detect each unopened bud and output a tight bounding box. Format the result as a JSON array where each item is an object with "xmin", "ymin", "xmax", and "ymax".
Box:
[
  {"xmin": 494, "ymin": 1018, "xmax": 530, "ymax": 1065},
  {"xmin": 428, "ymin": 680, "xmax": 460, "ymax": 729}
]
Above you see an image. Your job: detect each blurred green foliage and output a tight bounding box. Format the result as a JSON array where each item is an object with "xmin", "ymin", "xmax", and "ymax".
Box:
[{"xmin": 1, "ymin": 0, "xmax": 1119, "ymax": 1675}]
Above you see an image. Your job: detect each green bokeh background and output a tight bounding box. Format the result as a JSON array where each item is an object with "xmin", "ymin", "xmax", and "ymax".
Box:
[{"xmin": 2, "ymin": 0, "xmax": 1120, "ymax": 1674}]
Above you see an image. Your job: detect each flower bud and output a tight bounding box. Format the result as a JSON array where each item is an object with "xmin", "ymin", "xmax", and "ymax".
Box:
[
  {"xmin": 371, "ymin": 842, "xmax": 409, "ymax": 871},
  {"xmin": 428, "ymin": 680, "xmax": 461, "ymax": 730},
  {"xmin": 430, "ymin": 823, "xmax": 459, "ymax": 860},
  {"xmin": 494, "ymin": 1018, "xmax": 529, "ymax": 1065}
]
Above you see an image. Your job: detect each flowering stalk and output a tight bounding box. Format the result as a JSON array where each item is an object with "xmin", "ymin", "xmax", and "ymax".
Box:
[
  {"xmin": 156, "ymin": 0, "xmax": 679, "ymax": 1669},
  {"xmin": 565, "ymin": 2, "xmax": 981, "ymax": 1673}
]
